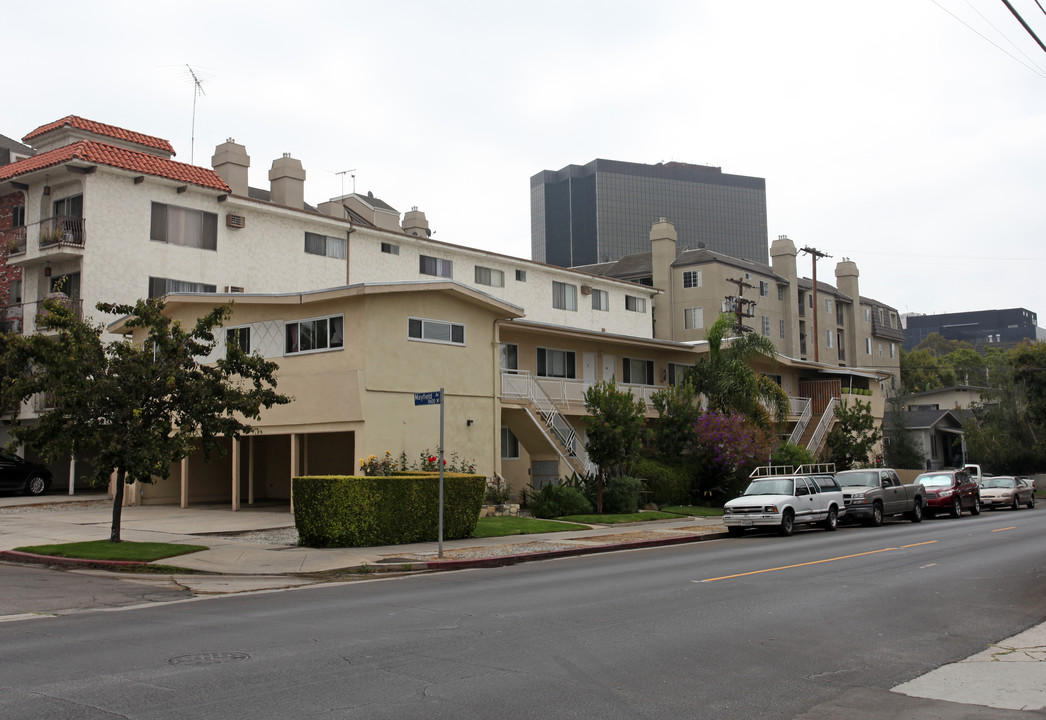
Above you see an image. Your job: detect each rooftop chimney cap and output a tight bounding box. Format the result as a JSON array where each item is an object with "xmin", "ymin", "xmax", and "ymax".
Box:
[
  {"xmin": 282, "ymin": 152, "xmax": 291, "ymax": 158},
  {"xmin": 227, "ymin": 137, "xmax": 235, "ymax": 143}
]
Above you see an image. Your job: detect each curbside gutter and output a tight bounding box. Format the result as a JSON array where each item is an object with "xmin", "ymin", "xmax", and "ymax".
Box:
[{"xmin": 421, "ymin": 528, "xmax": 730, "ymax": 570}]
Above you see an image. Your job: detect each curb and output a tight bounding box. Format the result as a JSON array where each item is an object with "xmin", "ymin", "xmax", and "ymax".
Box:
[
  {"xmin": 0, "ymin": 550, "xmax": 149, "ymax": 570},
  {"xmin": 422, "ymin": 529, "xmax": 729, "ymax": 570}
]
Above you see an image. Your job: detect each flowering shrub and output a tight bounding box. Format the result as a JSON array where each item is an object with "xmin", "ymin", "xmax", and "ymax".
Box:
[
  {"xmin": 358, "ymin": 451, "xmax": 397, "ymax": 476},
  {"xmin": 689, "ymin": 411, "xmax": 772, "ymax": 502}
]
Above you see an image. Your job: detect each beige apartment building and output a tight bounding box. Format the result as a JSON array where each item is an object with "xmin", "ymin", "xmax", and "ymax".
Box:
[{"xmin": 0, "ymin": 115, "xmax": 897, "ymax": 506}]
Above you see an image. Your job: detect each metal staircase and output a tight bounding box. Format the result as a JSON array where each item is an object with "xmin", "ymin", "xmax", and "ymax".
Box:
[{"xmin": 502, "ymin": 371, "xmax": 596, "ymax": 477}]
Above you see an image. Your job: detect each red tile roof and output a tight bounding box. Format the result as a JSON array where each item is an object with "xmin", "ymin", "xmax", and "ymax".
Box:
[
  {"xmin": 0, "ymin": 140, "xmax": 230, "ymax": 192},
  {"xmin": 22, "ymin": 116, "xmax": 176, "ymax": 155}
]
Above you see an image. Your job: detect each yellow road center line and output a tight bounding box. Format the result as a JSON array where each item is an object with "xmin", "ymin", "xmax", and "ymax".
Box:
[
  {"xmin": 992, "ymin": 527, "xmax": 1017, "ymax": 533},
  {"xmin": 697, "ymin": 547, "xmax": 901, "ymax": 583},
  {"xmin": 694, "ymin": 540, "xmax": 941, "ymax": 586}
]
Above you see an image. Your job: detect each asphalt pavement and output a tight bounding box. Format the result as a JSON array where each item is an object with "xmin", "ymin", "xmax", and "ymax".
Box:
[{"xmin": 1, "ymin": 491, "xmax": 1044, "ymax": 715}]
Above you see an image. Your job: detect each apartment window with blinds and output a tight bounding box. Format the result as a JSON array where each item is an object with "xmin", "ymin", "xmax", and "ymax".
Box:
[
  {"xmin": 759, "ymin": 281, "xmax": 769, "ymax": 297},
  {"xmin": 761, "ymin": 315, "xmax": 771, "ymax": 336},
  {"xmin": 826, "ymin": 329, "xmax": 834, "ymax": 348},
  {"xmin": 865, "ymin": 337, "xmax": 872, "ymax": 355},
  {"xmin": 622, "ymin": 357, "xmax": 655, "ymax": 385},
  {"xmin": 304, "ymin": 232, "xmax": 347, "ymax": 259},
  {"xmin": 552, "ymin": 281, "xmax": 577, "ymax": 311},
  {"xmin": 150, "ymin": 203, "xmax": 218, "ymax": 250},
  {"xmin": 682, "ymin": 270, "xmax": 702, "ymax": 288},
  {"xmin": 778, "ymin": 286, "xmax": 785, "ymax": 301},
  {"xmin": 285, "ymin": 315, "xmax": 345, "ymax": 354},
  {"xmin": 625, "ymin": 295, "xmax": 646, "ymax": 313},
  {"xmin": 474, "ymin": 266, "xmax": 504, "ymax": 287},
  {"xmin": 592, "ymin": 289, "xmax": 609, "ymax": 311},
  {"xmin": 501, "ymin": 428, "xmax": 520, "ymax": 459},
  {"xmin": 684, "ymin": 307, "xmax": 703, "ymax": 330},
  {"xmin": 779, "ymin": 319, "xmax": 786, "ymax": 338},
  {"xmin": 408, "ymin": 317, "xmax": 465, "ymax": 346},
  {"xmin": 500, "ymin": 343, "xmax": 518, "ymax": 370},
  {"xmin": 148, "ymin": 277, "xmax": 217, "ymax": 298},
  {"xmin": 226, "ymin": 327, "xmax": 251, "ymax": 355},
  {"xmin": 537, "ymin": 347, "xmax": 576, "ymax": 378},
  {"xmin": 381, "ymin": 242, "xmax": 399, "ymax": 255},
  {"xmin": 420, "ymin": 255, "xmax": 453, "ymax": 278},
  {"xmin": 515, "ymin": 269, "xmax": 527, "ymax": 282}
]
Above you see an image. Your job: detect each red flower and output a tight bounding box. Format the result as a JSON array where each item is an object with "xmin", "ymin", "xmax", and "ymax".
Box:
[{"xmin": 428, "ymin": 456, "xmax": 437, "ymax": 463}]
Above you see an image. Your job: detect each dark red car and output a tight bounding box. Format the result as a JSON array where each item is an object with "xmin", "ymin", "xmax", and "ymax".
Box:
[{"xmin": 915, "ymin": 469, "xmax": 981, "ymax": 518}]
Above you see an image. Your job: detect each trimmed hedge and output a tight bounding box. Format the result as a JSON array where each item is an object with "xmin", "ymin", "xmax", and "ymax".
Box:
[{"xmin": 292, "ymin": 474, "xmax": 485, "ymax": 548}]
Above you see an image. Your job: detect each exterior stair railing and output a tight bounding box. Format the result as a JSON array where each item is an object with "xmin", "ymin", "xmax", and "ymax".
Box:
[
  {"xmin": 786, "ymin": 397, "xmax": 812, "ymax": 446},
  {"xmin": 806, "ymin": 396, "xmax": 839, "ymax": 455},
  {"xmin": 502, "ymin": 370, "xmax": 597, "ymax": 477}
]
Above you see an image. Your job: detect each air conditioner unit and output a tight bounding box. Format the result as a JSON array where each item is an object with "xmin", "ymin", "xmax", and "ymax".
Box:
[
  {"xmin": 580, "ymin": 285, "xmax": 593, "ymax": 295},
  {"xmin": 226, "ymin": 214, "xmax": 246, "ymax": 229},
  {"xmin": 224, "ymin": 285, "xmax": 245, "ymax": 293}
]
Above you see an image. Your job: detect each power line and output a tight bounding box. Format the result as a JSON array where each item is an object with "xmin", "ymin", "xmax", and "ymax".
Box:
[
  {"xmin": 999, "ymin": 0, "xmax": 1046, "ymax": 55},
  {"xmin": 931, "ymin": 0, "xmax": 1046, "ymax": 79}
]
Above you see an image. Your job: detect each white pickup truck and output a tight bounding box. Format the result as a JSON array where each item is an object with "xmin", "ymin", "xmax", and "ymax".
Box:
[{"xmin": 723, "ymin": 464, "xmax": 846, "ymax": 537}]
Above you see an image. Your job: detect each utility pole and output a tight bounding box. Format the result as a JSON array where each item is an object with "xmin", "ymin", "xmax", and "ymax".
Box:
[
  {"xmin": 800, "ymin": 246, "xmax": 831, "ymax": 362},
  {"xmin": 724, "ymin": 276, "xmax": 757, "ymax": 334}
]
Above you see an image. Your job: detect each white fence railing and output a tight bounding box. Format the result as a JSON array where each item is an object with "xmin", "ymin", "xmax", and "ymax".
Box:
[
  {"xmin": 806, "ymin": 397, "xmax": 839, "ymax": 454},
  {"xmin": 787, "ymin": 396, "xmax": 812, "ymax": 446},
  {"xmin": 502, "ymin": 371, "xmax": 597, "ymax": 476}
]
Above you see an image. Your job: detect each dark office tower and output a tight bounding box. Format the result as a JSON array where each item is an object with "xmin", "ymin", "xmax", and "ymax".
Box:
[{"xmin": 531, "ymin": 158, "xmax": 768, "ymax": 268}]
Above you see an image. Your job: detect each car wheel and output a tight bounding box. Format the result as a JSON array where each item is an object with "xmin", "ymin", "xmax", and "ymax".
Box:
[
  {"xmin": 727, "ymin": 527, "xmax": 746, "ymax": 538},
  {"xmin": 24, "ymin": 474, "xmax": 48, "ymax": 496},
  {"xmin": 823, "ymin": 506, "xmax": 839, "ymax": 532},
  {"xmin": 778, "ymin": 510, "xmax": 795, "ymax": 537},
  {"xmin": 866, "ymin": 502, "xmax": 884, "ymax": 527},
  {"xmin": 970, "ymin": 496, "xmax": 981, "ymax": 515},
  {"xmin": 908, "ymin": 501, "xmax": 923, "ymax": 523},
  {"xmin": 950, "ymin": 497, "xmax": 962, "ymax": 518},
  {"xmin": 1028, "ymin": 495, "xmax": 1036, "ymax": 510},
  {"xmin": 1011, "ymin": 496, "xmax": 1020, "ymax": 511}
]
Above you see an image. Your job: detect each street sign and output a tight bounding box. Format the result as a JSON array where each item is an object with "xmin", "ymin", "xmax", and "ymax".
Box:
[{"xmin": 414, "ymin": 391, "xmax": 442, "ymax": 406}]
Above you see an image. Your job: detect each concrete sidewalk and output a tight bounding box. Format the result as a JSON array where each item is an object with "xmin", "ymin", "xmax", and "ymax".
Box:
[{"xmin": 0, "ymin": 492, "xmax": 727, "ymax": 576}]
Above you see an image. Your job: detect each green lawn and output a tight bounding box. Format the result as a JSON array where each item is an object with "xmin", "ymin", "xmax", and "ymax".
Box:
[
  {"xmin": 473, "ymin": 516, "xmax": 590, "ymax": 538},
  {"xmin": 14, "ymin": 540, "xmax": 209, "ymax": 562},
  {"xmin": 557, "ymin": 511, "xmax": 682, "ymax": 524},
  {"xmin": 661, "ymin": 505, "xmax": 724, "ymax": 517}
]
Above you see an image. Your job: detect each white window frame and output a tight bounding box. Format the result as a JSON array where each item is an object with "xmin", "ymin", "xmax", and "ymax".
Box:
[
  {"xmin": 420, "ymin": 254, "xmax": 453, "ymax": 278},
  {"xmin": 890, "ymin": 342, "xmax": 896, "ymax": 359},
  {"xmin": 305, "ymin": 231, "xmax": 347, "ymax": 259},
  {"xmin": 474, "ymin": 266, "xmax": 504, "ymax": 287},
  {"xmin": 682, "ymin": 270, "xmax": 702, "ymax": 288},
  {"xmin": 825, "ymin": 297, "xmax": 833, "ymax": 313},
  {"xmin": 684, "ymin": 307, "xmax": 704, "ymax": 330},
  {"xmin": 864, "ymin": 308, "xmax": 871, "ymax": 323},
  {"xmin": 761, "ymin": 315, "xmax": 771, "ymax": 336},
  {"xmin": 668, "ymin": 363, "xmax": 693, "ymax": 386},
  {"xmin": 625, "ymin": 295, "xmax": 647, "ymax": 313},
  {"xmin": 537, "ymin": 347, "xmax": 576, "ymax": 379},
  {"xmin": 865, "ymin": 337, "xmax": 872, "ymax": 355},
  {"xmin": 285, "ymin": 314, "xmax": 345, "ymax": 355},
  {"xmin": 779, "ymin": 319, "xmax": 786, "ymax": 338},
  {"xmin": 500, "ymin": 343, "xmax": 518, "ymax": 370},
  {"xmin": 592, "ymin": 288, "xmax": 609, "ymax": 311},
  {"xmin": 501, "ymin": 427, "xmax": 520, "ymax": 459},
  {"xmin": 381, "ymin": 242, "xmax": 400, "ymax": 255},
  {"xmin": 552, "ymin": 281, "xmax": 578, "ymax": 311},
  {"xmin": 515, "ymin": 269, "xmax": 527, "ymax": 282},
  {"xmin": 622, "ymin": 357, "xmax": 655, "ymax": 385},
  {"xmin": 826, "ymin": 329, "xmax": 834, "ymax": 348},
  {"xmin": 150, "ymin": 202, "xmax": 218, "ymax": 250},
  {"xmin": 408, "ymin": 316, "xmax": 466, "ymax": 346},
  {"xmin": 225, "ymin": 326, "xmax": 251, "ymax": 355},
  {"xmin": 759, "ymin": 281, "xmax": 769, "ymax": 297}
]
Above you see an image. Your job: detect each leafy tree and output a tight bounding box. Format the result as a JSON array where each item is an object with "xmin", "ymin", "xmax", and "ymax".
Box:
[
  {"xmin": 899, "ymin": 348, "xmax": 954, "ymax": 394},
  {"xmin": 882, "ymin": 395, "xmax": 925, "ymax": 469},
  {"xmin": 914, "ymin": 332, "xmax": 974, "ymax": 356},
  {"xmin": 825, "ymin": 398, "xmax": 882, "ymax": 470},
  {"xmin": 688, "ymin": 411, "xmax": 773, "ymax": 502},
  {"xmin": 583, "ymin": 379, "xmax": 647, "ymax": 512},
  {"xmin": 650, "ymin": 379, "xmax": 701, "ymax": 458},
  {"xmin": 769, "ymin": 441, "xmax": 814, "ymax": 468},
  {"xmin": 0, "ymin": 298, "xmax": 290, "ymax": 542},
  {"xmin": 687, "ymin": 313, "xmax": 788, "ymax": 429},
  {"xmin": 943, "ymin": 347, "xmax": 986, "ymax": 387}
]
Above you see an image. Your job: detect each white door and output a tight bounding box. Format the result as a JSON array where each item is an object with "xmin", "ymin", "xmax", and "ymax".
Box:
[
  {"xmin": 583, "ymin": 352, "xmax": 596, "ymax": 386},
  {"xmin": 602, "ymin": 354, "xmax": 616, "ymax": 383}
]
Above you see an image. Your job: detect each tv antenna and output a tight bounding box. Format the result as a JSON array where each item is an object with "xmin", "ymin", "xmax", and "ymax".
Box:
[
  {"xmin": 186, "ymin": 64, "xmax": 206, "ymax": 164},
  {"xmin": 336, "ymin": 169, "xmax": 356, "ymax": 197}
]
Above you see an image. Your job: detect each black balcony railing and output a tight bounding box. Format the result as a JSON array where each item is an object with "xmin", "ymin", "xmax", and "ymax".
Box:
[
  {"xmin": 3, "ymin": 226, "xmax": 27, "ymax": 256},
  {"xmin": 1, "ymin": 296, "xmax": 84, "ymax": 335},
  {"xmin": 39, "ymin": 215, "xmax": 86, "ymax": 250}
]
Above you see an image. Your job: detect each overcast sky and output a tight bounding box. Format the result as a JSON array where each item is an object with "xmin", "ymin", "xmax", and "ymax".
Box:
[{"xmin": 5, "ymin": 1, "xmax": 1045, "ymax": 319}]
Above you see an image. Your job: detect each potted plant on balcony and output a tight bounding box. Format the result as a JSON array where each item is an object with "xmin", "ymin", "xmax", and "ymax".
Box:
[{"xmin": 40, "ymin": 226, "xmax": 63, "ymax": 246}]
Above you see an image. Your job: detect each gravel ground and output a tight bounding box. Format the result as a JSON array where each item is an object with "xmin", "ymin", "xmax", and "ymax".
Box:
[{"xmin": 0, "ymin": 499, "xmax": 112, "ymax": 514}]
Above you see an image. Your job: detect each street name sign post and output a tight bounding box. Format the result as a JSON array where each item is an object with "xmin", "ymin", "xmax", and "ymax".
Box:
[{"xmin": 414, "ymin": 388, "xmax": 445, "ymax": 557}]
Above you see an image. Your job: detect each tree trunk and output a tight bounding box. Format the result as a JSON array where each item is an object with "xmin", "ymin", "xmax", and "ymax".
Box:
[
  {"xmin": 597, "ymin": 470, "xmax": 604, "ymax": 514},
  {"xmin": 110, "ymin": 468, "xmax": 125, "ymax": 543}
]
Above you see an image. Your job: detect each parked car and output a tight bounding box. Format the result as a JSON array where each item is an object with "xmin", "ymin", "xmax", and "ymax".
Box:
[
  {"xmin": 724, "ymin": 465, "xmax": 845, "ymax": 537},
  {"xmin": 835, "ymin": 468, "xmax": 924, "ymax": 526},
  {"xmin": 914, "ymin": 469, "xmax": 980, "ymax": 518},
  {"xmin": 0, "ymin": 452, "xmax": 53, "ymax": 496},
  {"xmin": 979, "ymin": 476, "xmax": 1035, "ymax": 511}
]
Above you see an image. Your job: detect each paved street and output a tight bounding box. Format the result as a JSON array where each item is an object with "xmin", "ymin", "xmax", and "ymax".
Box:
[{"xmin": 1, "ymin": 506, "xmax": 1044, "ymax": 719}]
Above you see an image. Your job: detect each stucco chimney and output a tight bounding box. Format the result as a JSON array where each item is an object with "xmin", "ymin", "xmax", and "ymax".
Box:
[
  {"xmin": 650, "ymin": 218, "xmax": 677, "ymax": 340},
  {"xmin": 211, "ymin": 138, "xmax": 250, "ymax": 196},
  {"xmin": 402, "ymin": 206, "xmax": 431, "ymax": 237},
  {"xmin": 269, "ymin": 153, "xmax": 306, "ymax": 208}
]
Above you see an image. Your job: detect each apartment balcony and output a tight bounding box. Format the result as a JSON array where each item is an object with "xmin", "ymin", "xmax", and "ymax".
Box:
[
  {"xmin": 36, "ymin": 216, "xmax": 87, "ymax": 261},
  {"xmin": 501, "ymin": 371, "xmax": 659, "ymax": 414},
  {"xmin": 1, "ymin": 296, "xmax": 84, "ymax": 335},
  {"xmin": 3, "ymin": 226, "xmax": 27, "ymax": 257}
]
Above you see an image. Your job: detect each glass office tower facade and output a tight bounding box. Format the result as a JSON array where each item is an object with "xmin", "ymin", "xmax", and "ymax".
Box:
[{"xmin": 531, "ymin": 159, "xmax": 768, "ymax": 268}]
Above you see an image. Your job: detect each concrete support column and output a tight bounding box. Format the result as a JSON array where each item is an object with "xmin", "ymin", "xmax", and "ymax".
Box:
[
  {"xmin": 68, "ymin": 456, "xmax": 76, "ymax": 495},
  {"xmin": 180, "ymin": 457, "xmax": 189, "ymax": 508},
  {"xmin": 289, "ymin": 433, "xmax": 298, "ymax": 515},
  {"xmin": 248, "ymin": 436, "xmax": 255, "ymax": 506},
  {"xmin": 231, "ymin": 438, "xmax": 241, "ymax": 512}
]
